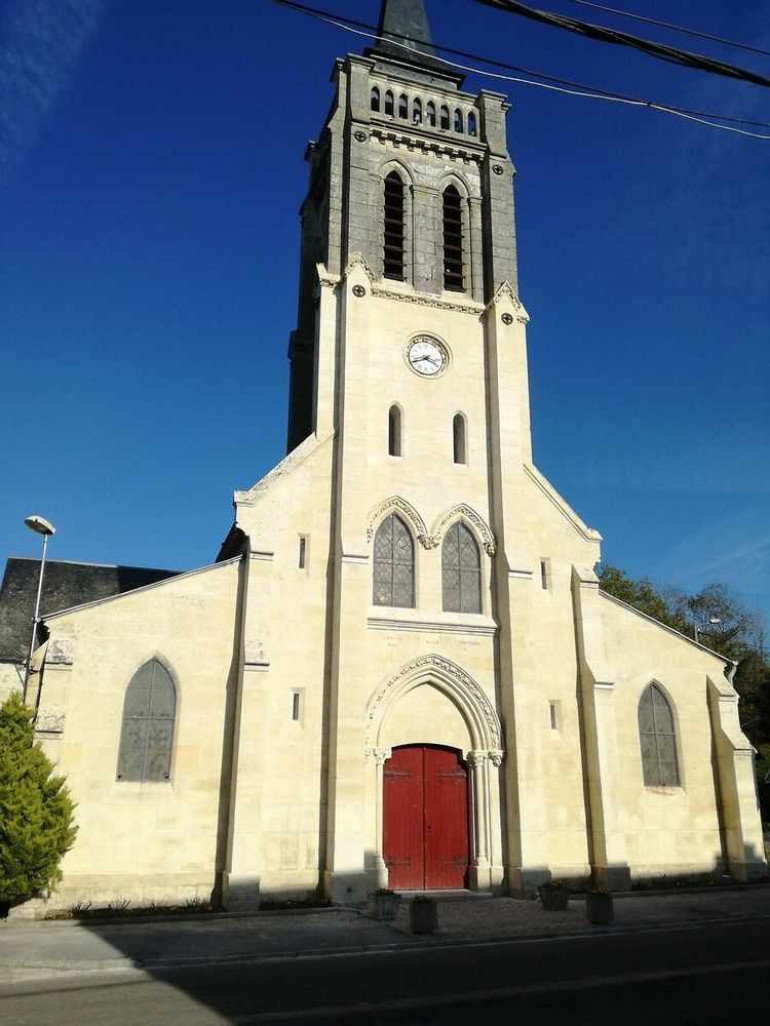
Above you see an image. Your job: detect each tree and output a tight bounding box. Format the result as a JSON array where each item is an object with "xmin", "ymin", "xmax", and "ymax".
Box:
[{"xmin": 0, "ymin": 693, "xmax": 77, "ymax": 910}]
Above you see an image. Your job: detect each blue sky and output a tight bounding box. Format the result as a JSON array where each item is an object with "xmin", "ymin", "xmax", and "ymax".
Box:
[{"xmin": 1, "ymin": 0, "xmax": 768, "ymax": 623}]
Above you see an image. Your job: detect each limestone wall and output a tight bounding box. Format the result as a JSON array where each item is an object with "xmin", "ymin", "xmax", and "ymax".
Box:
[{"xmin": 34, "ymin": 558, "xmax": 242, "ymax": 909}]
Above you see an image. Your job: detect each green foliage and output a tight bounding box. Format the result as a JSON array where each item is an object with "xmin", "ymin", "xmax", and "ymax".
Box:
[{"xmin": 0, "ymin": 693, "xmax": 77, "ymax": 904}]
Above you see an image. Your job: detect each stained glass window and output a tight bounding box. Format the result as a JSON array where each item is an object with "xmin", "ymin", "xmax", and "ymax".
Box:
[
  {"xmin": 373, "ymin": 514, "xmax": 415, "ymax": 608},
  {"xmin": 442, "ymin": 522, "xmax": 481, "ymax": 614},
  {"xmin": 638, "ymin": 683, "xmax": 679, "ymax": 787},
  {"xmin": 117, "ymin": 659, "xmax": 176, "ymax": 782}
]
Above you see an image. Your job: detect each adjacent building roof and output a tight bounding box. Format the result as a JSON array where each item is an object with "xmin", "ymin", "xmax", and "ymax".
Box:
[{"xmin": 0, "ymin": 558, "xmax": 180, "ymax": 663}]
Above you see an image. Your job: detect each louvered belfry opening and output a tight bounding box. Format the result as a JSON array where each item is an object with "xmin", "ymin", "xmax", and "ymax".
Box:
[
  {"xmin": 384, "ymin": 171, "xmax": 405, "ymax": 280},
  {"xmin": 443, "ymin": 185, "xmax": 464, "ymax": 291}
]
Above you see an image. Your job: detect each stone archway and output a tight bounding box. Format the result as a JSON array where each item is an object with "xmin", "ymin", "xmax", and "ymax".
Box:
[{"xmin": 364, "ymin": 654, "xmax": 504, "ymax": 892}]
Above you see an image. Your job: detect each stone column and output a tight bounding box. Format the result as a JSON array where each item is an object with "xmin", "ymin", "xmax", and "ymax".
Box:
[{"xmin": 467, "ymin": 750, "xmax": 492, "ymax": 890}]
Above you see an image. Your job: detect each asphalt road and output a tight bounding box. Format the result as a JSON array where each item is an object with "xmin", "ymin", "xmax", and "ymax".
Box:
[{"xmin": 1, "ymin": 917, "xmax": 768, "ymax": 1024}]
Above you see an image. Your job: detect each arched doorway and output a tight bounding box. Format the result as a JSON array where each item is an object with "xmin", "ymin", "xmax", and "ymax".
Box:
[{"xmin": 383, "ymin": 744, "xmax": 469, "ymax": 890}]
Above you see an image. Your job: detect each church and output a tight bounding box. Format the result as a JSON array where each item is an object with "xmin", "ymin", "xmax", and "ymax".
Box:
[{"xmin": 1, "ymin": 0, "xmax": 764, "ymax": 912}]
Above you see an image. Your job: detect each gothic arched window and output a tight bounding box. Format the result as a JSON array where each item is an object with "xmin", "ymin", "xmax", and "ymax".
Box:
[
  {"xmin": 454, "ymin": 109, "xmax": 463, "ymax": 133},
  {"xmin": 442, "ymin": 522, "xmax": 481, "ymax": 613},
  {"xmin": 117, "ymin": 659, "xmax": 176, "ymax": 782},
  {"xmin": 371, "ymin": 86, "xmax": 380, "ymax": 112},
  {"xmin": 638, "ymin": 683, "xmax": 680, "ymax": 787},
  {"xmin": 440, "ymin": 104, "xmax": 450, "ymax": 130},
  {"xmin": 398, "ymin": 93, "xmax": 408, "ymax": 119},
  {"xmin": 412, "ymin": 97, "xmax": 422, "ymax": 124},
  {"xmin": 426, "ymin": 101, "xmax": 436, "ymax": 127},
  {"xmin": 443, "ymin": 185, "xmax": 464, "ymax": 292},
  {"xmin": 453, "ymin": 413, "xmax": 467, "ymax": 465},
  {"xmin": 384, "ymin": 90, "xmax": 394, "ymax": 116},
  {"xmin": 388, "ymin": 405, "xmax": 402, "ymax": 457},
  {"xmin": 373, "ymin": 514, "xmax": 415, "ymax": 607},
  {"xmin": 467, "ymin": 111, "xmax": 477, "ymax": 136},
  {"xmin": 383, "ymin": 171, "xmax": 405, "ymax": 281}
]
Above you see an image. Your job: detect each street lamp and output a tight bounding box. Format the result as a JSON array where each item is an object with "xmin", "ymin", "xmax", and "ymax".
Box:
[
  {"xmin": 22, "ymin": 515, "xmax": 56, "ymax": 704},
  {"xmin": 694, "ymin": 616, "xmax": 721, "ymax": 645}
]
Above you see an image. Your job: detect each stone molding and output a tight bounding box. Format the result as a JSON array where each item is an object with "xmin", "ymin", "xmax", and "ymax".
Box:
[
  {"xmin": 428, "ymin": 503, "xmax": 496, "ymax": 556},
  {"xmin": 366, "ymin": 495, "xmax": 431, "ymax": 549},
  {"xmin": 484, "ymin": 280, "xmax": 529, "ymax": 324},
  {"xmin": 370, "ymin": 126, "xmax": 484, "ymax": 166},
  {"xmin": 365, "ymin": 652, "xmax": 502, "ymax": 752},
  {"xmin": 34, "ymin": 707, "xmax": 65, "ymax": 735},
  {"xmin": 367, "ymin": 615, "xmax": 496, "ymax": 637},
  {"xmin": 523, "ymin": 463, "xmax": 602, "ymax": 543}
]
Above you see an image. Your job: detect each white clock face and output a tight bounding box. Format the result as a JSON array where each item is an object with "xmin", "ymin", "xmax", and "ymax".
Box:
[{"xmin": 407, "ymin": 336, "xmax": 446, "ymax": 377}]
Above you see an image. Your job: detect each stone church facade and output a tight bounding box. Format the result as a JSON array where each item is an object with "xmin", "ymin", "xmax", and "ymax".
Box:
[{"xmin": 4, "ymin": 0, "xmax": 765, "ymax": 912}]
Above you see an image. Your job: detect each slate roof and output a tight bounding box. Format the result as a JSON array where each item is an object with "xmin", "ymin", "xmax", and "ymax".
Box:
[
  {"xmin": 0, "ymin": 558, "xmax": 180, "ymax": 663},
  {"xmin": 370, "ymin": 0, "xmax": 450, "ymax": 74}
]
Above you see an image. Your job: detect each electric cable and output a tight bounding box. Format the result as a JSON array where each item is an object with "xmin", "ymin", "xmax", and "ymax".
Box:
[
  {"xmin": 274, "ymin": 0, "xmax": 770, "ymax": 139},
  {"xmin": 477, "ymin": 0, "xmax": 770, "ymax": 89},
  {"xmin": 566, "ymin": 0, "xmax": 770, "ymax": 60}
]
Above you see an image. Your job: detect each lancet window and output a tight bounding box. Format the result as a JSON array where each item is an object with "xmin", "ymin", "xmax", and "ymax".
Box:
[
  {"xmin": 117, "ymin": 659, "xmax": 176, "ymax": 782},
  {"xmin": 443, "ymin": 185, "xmax": 464, "ymax": 291},
  {"xmin": 442, "ymin": 522, "xmax": 481, "ymax": 614},
  {"xmin": 383, "ymin": 171, "xmax": 406, "ymax": 281},
  {"xmin": 638, "ymin": 683, "xmax": 680, "ymax": 787},
  {"xmin": 373, "ymin": 514, "xmax": 415, "ymax": 608}
]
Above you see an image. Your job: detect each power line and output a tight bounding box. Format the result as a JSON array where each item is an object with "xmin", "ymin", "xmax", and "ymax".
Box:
[
  {"xmin": 566, "ymin": 0, "xmax": 770, "ymax": 60},
  {"xmin": 477, "ymin": 0, "xmax": 770, "ymax": 89},
  {"xmin": 274, "ymin": 0, "xmax": 770, "ymax": 139}
]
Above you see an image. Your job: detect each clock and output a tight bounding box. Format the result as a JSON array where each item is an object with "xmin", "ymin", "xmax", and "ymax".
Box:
[{"xmin": 406, "ymin": 335, "xmax": 448, "ymax": 377}]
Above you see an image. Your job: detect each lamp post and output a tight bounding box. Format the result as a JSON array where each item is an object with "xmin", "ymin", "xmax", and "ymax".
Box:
[
  {"xmin": 694, "ymin": 616, "xmax": 721, "ymax": 645},
  {"xmin": 22, "ymin": 515, "xmax": 56, "ymax": 705}
]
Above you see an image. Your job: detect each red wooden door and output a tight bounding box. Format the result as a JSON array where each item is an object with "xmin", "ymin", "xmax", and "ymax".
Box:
[{"xmin": 383, "ymin": 745, "xmax": 469, "ymax": 890}]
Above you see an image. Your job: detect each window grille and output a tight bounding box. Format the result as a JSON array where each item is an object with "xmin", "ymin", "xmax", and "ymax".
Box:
[
  {"xmin": 384, "ymin": 90, "xmax": 394, "ymax": 116},
  {"xmin": 440, "ymin": 105, "xmax": 450, "ymax": 130},
  {"xmin": 373, "ymin": 514, "xmax": 415, "ymax": 608},
  {"xmin": 467, "ymin": 111, "xmax": 477, "ymax": 136},
  {"xmin": 638, "ymin": 683, "xmax": 680, "ymax": 787},
  {"xmin": 388, "ymin": 405, "xmax": 402, "ymax": 457},
  {"xmin": 443, "ymin": 186, "xmax": 464, "ymax": 291},
  {"xmin": 117, "ymin": 659, "xmax": 176, "ymax": 782},
  {"xmin": 371, "ymin": 86, "xmax": 380, "ymax": 112},
  {"xmin": 453, "ymin": 413, "xmax": 466, "ymax": 465},
  {"xmin": 442, "ymin": 522, "xmax": 481, "ymax": 613},
  {"xmin": 383, "ymin": 171, "xmax": 405, "ymax": 281}
]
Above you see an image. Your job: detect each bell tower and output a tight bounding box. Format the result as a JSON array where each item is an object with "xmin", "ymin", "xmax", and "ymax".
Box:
[{"xmin": 286, "ymin": 0, "xmax": 520, "ymax": 450}]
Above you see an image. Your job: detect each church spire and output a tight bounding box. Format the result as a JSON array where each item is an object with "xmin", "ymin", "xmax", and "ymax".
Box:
[{"xmin": 375, "ymin": 0, "xmax": 436, "ymax": 64}]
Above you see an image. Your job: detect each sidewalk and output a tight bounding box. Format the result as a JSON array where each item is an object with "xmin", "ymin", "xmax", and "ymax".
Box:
[{"xmin": 2, "ymin": 885, "xmax": 769, "ymax": 985}]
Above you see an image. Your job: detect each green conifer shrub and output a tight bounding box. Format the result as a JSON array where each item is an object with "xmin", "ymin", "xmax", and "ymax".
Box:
[{"xmin": 0, "ymin": 693, "xmax": 77, "ymax": 912}]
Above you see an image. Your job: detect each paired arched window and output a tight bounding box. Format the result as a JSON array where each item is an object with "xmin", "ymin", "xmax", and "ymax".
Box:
[
  {"xmin": 117, "ymin": 659, "xmax": 176, "ymax": 782},
  {"xmin": 443, "ymin": 185, "xmax": 464, "ymax": 291},
  {"xmin": 442, "ymin": 522, "xmax": 481, "ymax": 613},
  {"xmin": 467, "ymin": 111, "xmax": 477, "ymax": 136},
  {"xmin": 398, "ymin": 93, "xmax": 408, "ymax": 119},
  {"xmin": 440, "ymin": 105, "xmax": 450, "ymax": 130},
  {"xmin": 454, "ymin": 109, "xmax": 463, "ymax": 133},
  {"xmin": 638, "ymin": 683, "xmax": 680, "ymax": 787},
  {"xmin": 453, "ymin": 413, "xmax": 467, "ymax": 464},
  {"xmin": 384, "ymin": 90, "xmax": 394, "ymax": 116},
  {"xmin": 388, "ymin": 405, "xmax": 402, "ymax": 456},
  {"xmin": 373, "ymin": 514, "xmax": 415, "ymax": 608},
  {"xmin": 383, "ymin": 171, "xmax": 405, "ymax": 281},
  {"xmin": 371, "ymin": 86, "xmax": 380, "ymax": 112},
  {"xmin": 426, "ymin": 101, "xmax": 436, "ymax": 127}
]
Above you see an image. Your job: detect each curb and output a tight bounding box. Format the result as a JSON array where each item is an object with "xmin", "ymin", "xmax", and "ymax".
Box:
[{"xmin": 2, "ymin": 905, "xmax": 348, "ymax": 932}]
